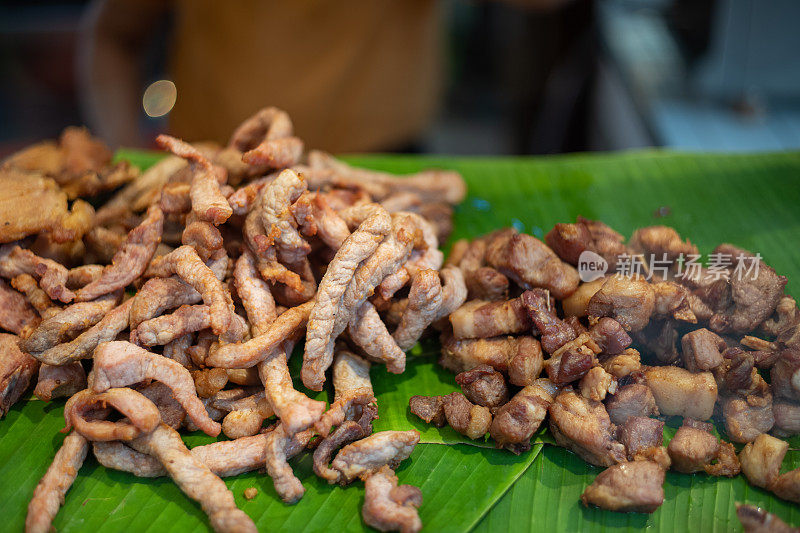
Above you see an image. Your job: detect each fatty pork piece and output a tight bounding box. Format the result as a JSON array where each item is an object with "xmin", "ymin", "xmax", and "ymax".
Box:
[
  {"xmin": 618, "ymin": 416, "xmax": 668, "ymax": 465},
  {"xmin": 25, "ymin": 432, "xmax": 88, "ymax": 533},
  {"xmin": 773, "ymin": 400, "xmax": 800, "ymax": 438},
  {"xmin": 605, "ymin": 383, "xmax": 658, "ymax": 426},
  {"xmin": 562, "ymin": 278, "xmax": 605, "ymax": 318},
  {"xmin": 667, "ymin": 419, "xmax": 740, "ymax": 476},
  {"xmin": 484, "ymin": 229, "xmax": 579, "ymax": 299},
  {"xmin": 440, "ymin": 334, "xmax": 543, "ymax": 386},
  {"xmin": 34, "ymin": 362, "xmax": 86, "ymax": 401},
  {"xmin": 652, "ymin": 281, "xmax": 697, "ymax": 323},
  {"xmin": 454, "ymin": 364, "xmax": 509, "ymax": 408},
  {"xmin": 736, "ymin": 505, "xmax": 799, "ymax": 533},
  {"xmin": 771, "ymin": 346, "xmax": 800, "ymax": 403},
  {"xmin": 362, "ymin": 466, "xmax": 423, "ymax": 533},
  {"xmin": 0, "ymin": 333, "xmax": 39, "ymax": 417},
  {"xmin": 713, "ymin": 348, "xmax": 775, "ymax": 442},
  {"xmin": 130, "ymin": 423, "xmax": 256, "ymax": 533},
  {"xmin": 707, "ymin": 244, "xmax": 787, "ymax": 334},
  {"xmin": 739, "ymin": 433, "xmax": 789, "ymax": 490},
  {"xmin": 549, "ymin": 389, "xmax": 626, "ymax": 467},
  {"xmin": 543, "ymin": 333, "xmax": 601, "ymax": 385},
  {"xmin": 762, "ymin": 295, "xmax": 799, "ymax": 337},
  {"xmin": 644, "ymin": 366, "xmax": 717, "ymax": 420},
  {"xmin": 448, "ymin": 298, "xmax": 531, "ymax": 339},
  {"xmin": 545, "ymin": 217, "xmax": 629, "ymax": 271},
  {"xmin": 628, "ymin": 225, "xmax": 698, "ymax": 262},
  {"xmin": 519, "ymin": 289, "xmax": 577, "ymax": 354},
  {"xmin": 580, "ymin": 461, "xmax": 665, "ymax": 513},
  {"xmin": 457, "ymin": 236, "xmax": 510, "ymax": 301},
  {"xmin": 330, "ymin": 430, "xmax": 420, "ymax": 485},
  {"xmin": 600, "ymin": 347, "xmax": 642, "ymax": 379},
  {"xmin": 409, "ymin": 392, "xmax": 491, "ymax": 440},
  {"xmin": 579, "ymin": 367, "xmax": 617, "ymax": 402},
  {"xmin": 632, "ymin": 319, "xmax": 681, "ymax": 364},
  {"xmin": 490, "ymin": 379, "xmax": 559, "ymax": 453},
  {"xmin": 587, "ymin": 274, "xmax": 655, "ymax": 332},
  {"xmin": 681, "ymin": 328, "xmax": 725, "ymax": 372}
]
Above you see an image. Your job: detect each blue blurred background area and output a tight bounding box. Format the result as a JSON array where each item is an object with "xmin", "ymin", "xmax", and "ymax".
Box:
[{"xmin": 0, "ymin": 0, "xmax": 798, "ymax": 157}]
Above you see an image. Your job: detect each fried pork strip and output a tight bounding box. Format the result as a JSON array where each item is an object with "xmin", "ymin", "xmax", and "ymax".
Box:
[
  {"xmin": 348, "ymin": 302, "xmax": 407, "ymax": 373},
  {"xmin": 257, "ymin": 168, "xmax": 310, "ymax": 265},
  {"xmin": 0, "ymin": 333, "xmax": 39, "ymax": 417},
  {"xmin": 130, "ymin": 424, "xmax": 256, "ymax": 533},
  {"xmin": 362, "ymin": 466, "xmax": 423, "ymax": 533},
  {"xmin": 303, "ymin": 208, "xmax": 391, "ymax": 390},
  {"xmin": 25, "ymin": 432, "xmax": 88, "ymax": 533},
  {"xmin": 264, "ymin": 424, "xmax": 314, "ymax": 504},
  {"xmin": 91, "ymin": 341, "xmax": 221, "ymax": 436},
  {"xmin": 64, "ymin": 388, "xmax": 160, "ymax": 441},
  {"xmin": 331, "ymin": 430, "xmax": 420, "ymax": 485},
  {"xmin": 74, "ymin": 205, "xmax": 163, "ymax": 301},
  {"xmin": 0, "ymin": 279, "xmax": 40, "ymax": 336},
  {"xmin": 234, "ymin": 249, "xmax": 277, "ymax": 336},
  {"xmin": 34, "ymin": 362, "xmax": 86, "ymax": 401},
  {"xmin": 315, "ymin": 350, "xmax": 376, "ymax": 437},
  {"xmin": 736, "ymin": 504, "xmax": 799, "ymax": 533},
  {"xmin": 132, "ymin": 304, "xmax": 212, "ymax": 346},
  {"xmin": 259, "ymin": 348, "xmax": 325, "ymax": 435},
  {"xmin": 0, "ymin": 245, "xmax": 74, "ymax": 303},
  {"xmin": 393, "ymin": 270, "xmax": 443, "ymax": 351}
]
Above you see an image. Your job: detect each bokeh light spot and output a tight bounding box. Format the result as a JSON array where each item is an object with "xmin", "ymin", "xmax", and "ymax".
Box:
[{"xmin": 143, "ymin": 80, "xmax": 177, "ymax": 118}]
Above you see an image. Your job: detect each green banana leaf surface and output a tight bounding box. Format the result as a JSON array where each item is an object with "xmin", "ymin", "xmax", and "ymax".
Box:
[{"xmin": 2, "ymin": 149, "xmax": 800, "ymax": 532}]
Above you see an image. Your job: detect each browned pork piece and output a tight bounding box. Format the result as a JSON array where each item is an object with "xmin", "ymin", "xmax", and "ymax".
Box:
[
  {"xmin": 581, "ymin": 461, "xmax": 665, "ymax": 513},
  {"xmin": 455, "ymin": 364, "xmax": 509, "ymax": 408},
  {"xmin": 587, "ymin": 274, "xmax": 655, "ymax": 332},
  {"xmin": 1, "ymin": 333, "xmax": 39, "ymax": 417},
  {"xmin": 549, "ymin": 388, "xmax": 626, "ymax": 466},
  {"xmin": 74, "ymin": 205, "xmax": 163, "ymax": 301},
  {"xmin": 457, "ymin": 235, "xmax": 510, "ymax": 301},
  {"xmin": 579, "ymin": 367, "xmax": 617, "ymax": 402},
  {"xmin": 543, "ymin": 333, "xmax": 601, "ymax": 385},
  {"xmin": 440, "ymin": 334, "xmax": 543, "ymax": 386},
  {"xmin": 762, "ymin": 295, "xmax": 799, "ymax": 337},
  {"xmin": 605, "ymin": 383, "xmax": 659, "ymax": 426},
  {"xmin": 681, "ymin": 328, "xmax": 725, "ymax": 372},
  {"xmin": 130, "ymin": 424, "xmax": 256, "ymax": 533},
  {"xmin": 232, "ymin": 107, "xmax": 304, "ymax": 171},
  {"xmin": 651, "ymin": 281, "xmax": 696, "ymax": 323},
  {"xmin": 629, "ymin": 225, "xmax": 697, "ymax": 262},
  {"xmin": 303, "ymin": 208, "xmax": 391, "ymax": 390},
  {"xmin": 520, "ymin": 288, "xmax": 577, "ymax": 354},
  {"xmin": 739, "ymin": 433, "xmax": 789, "ymax": 490},
  {"xmin": 484, "ymin": 229, "xmax": 579, "ymax": 299},
  {"xmin": 448, "ymin": 298, "xmax": 531, "ymax": 339},
  {"xmin": 667, "ymin": 419, "xmax": 740, "ymax": 476},
  {"xmin": 409, "ymin": 395, "xmax": 446, "ymax": 426},
  {"xmin": 773, "ymin": 400, "xmax": 800, "ymax": 437},
  {"xmin": 736, "ymin": 504, "xmax": 799, "ymax": 533},
  {"xmin": 441, "ymin": 392, "xmax": 492, "ymax": 440},
  {"xmin": 0, "ymin": 169, "xmax": 69, "ymax": 243},
  {"xmin": 34, "ymin": 362, "xmax": 86, "ymax": 401},
  {"xmin": 330, "ymin": 430, "xmax": 420, "ymax": 485},
  {"xmin": 490, "ymin": 379, "xmax": 559, "ymax": 453},
  {"xmin": 618, "ymin": 416, "xmax": 668, "ymax": 466},
  {"xmin": 91, "ymin": 341, "xmax": 221, "ymax": 436},
  {"xmin": 0, "ymin": 279, "xmax": 40, "ymax": 336},
  {"xmin": 644, "ymin": 366, "xmax": 717, "ymax": 420},
  {"xmin": 714, "ymin": 347, "xmax": 775, "ymax": 442},
  {"xmin": 600, "ymin": 348, "xmax": 642, "ymax": 379},
  {"xmin": 546, "ymin": 217, "xmax": 630, "ymax": 271},
  {"xmin": 25, "ymin": 432, "xmax": 88, "ymax": 533},
  {"xmin": 362, "ymin": 466, "xmax": 423, "ymax": 533}
]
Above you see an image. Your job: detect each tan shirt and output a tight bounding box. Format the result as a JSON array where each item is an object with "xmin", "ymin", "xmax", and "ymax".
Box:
[{"xmin": 168, "ymin": 0, "xmax": 443, "ymax": 152}]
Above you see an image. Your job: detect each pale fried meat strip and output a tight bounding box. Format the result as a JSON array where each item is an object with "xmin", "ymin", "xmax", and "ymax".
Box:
[
  {"xmin": 440, "ymin": 334, "xmax": 543, "ymax": 386},
  {"xmin": 315, "ymin": 350, "xmax": 376, "ymax": 437},
  {"xmin": 181, "ymin": 216, "xmax": 223, "ymax": 262},
  {"xmin": 0, "ymin": 169, "xmax": 69, "ymax": 243},
  {"xmin": 644, "ymin": 366, "xmax": 717, "ymax": 420},
  {"xmin": 520, "ymin": 288, "xmax": 577, "ymax": 354},
  {"xmin": 98, "ymin": 155, "xmax": 185, "ymax": 216},
  {"xmin": 432, "ymin": 266, "xmax": 468, "ymax": 323},
  {"xmin": 228, "ymin": 172, "xmax": 276, "ymax": 215},
  {"xmin": 25, "ymin": 432, "xmax": 88, "ymax": 533},
  {"xmin": 36, "ymin": 298, "xmax": 133, "ymax": 366},
  {"xmin": 303, "ymin": 209, "xmax": 391, "ymax": 390},
  {"xmin": 490, "ymin": 379, "xmax": 559, "ymax": 453},
  {"xmin": 0, "ymin": 245, "xmax": 74, "ymax": 303},
  {"xmin": 93, "ymin": 441, "xmax": 167, "ymax": 477},
  {"xmin": 378, "ymin": 213, "xmax": 443, "ymax": 299},
  {"xmin": 393, "ymin": 269, "xmax": 442, "ymax": 351},
  {"xmin": 64, "ymin": 388, "xmax": 160, "ymax": 441},
  {"xmin": 156, "ymin": 135, "xmax": 233, "ymax": 225},
  {"xmin": 259, "ymin": 347, "xmax": 325, "ymax": 436},
  {"xmin": 91, "ymin": 341, "xmax": 221, "ymax": 437},
  {"xmin": 348, "ymin": 302, "xmax": 407, "ymax": 374},
  {"xmin": 132, "ymin": 304, "xmax": 212, "ymax": 347},
  {"xmin": 235, "ymin": 109, "xmax": 304, "ymax": 170},
  {"xmin": 234, "ymin": 249, "xmax": 277, "ymax": 336},
  {"xmin": 205, "ymin": 300, "xmax": 312, "ymax": 368},
  {"xmin": 21, "ymin": 291, "xmax": 120, "ymax": 356},
  {"xmin": 264, "ymin": 424, "xmax": 314, "ymax": 504},
  {"xmin": 34, "ymin": 362, "xmax": 86, "ymax": 401},
  {"xmin": 75, "ymin": 205, "xmax": 164, "ymax": 301},
  {"xmin": 129, "ymin": 277, "xmax": 202, "ymax": 329},
  {"xmin": 314, "ymin": 420, "xmax": 374, "ymax": 483},
  {"xmin": 291, "ymin": 191, "xmax": 351, "ymax": 250},
  {"xmin": 449, "ymin": 298, "xmax": 532, "ymax": 339},
  {"xmin": 0, "ymin": 333, "xmax": 38, "ymax": 417},
  {"xmin": 331, "ymin": 430, "xmax": 420, "ymax": 485},
  {"xmin": 130, "ymin": 423, "xmax": 256, "ymax": 533},
  {"xmin": 0, "ymin": 278, "xmax": 40, "ymax": 336},
  {"xmin": 49, "ymin": 199, "xmax": 95, "ymax": 244},
  {"xmin": 549, "ymin": 388, "xmax": 626, "ymax": 467},
  {"xmin": 145, "ymin": 245, "xmax": 232, "ymax": 334},
  {"xmin": 10, "ymin": 274, "xmax": 56, "ymax": 319},
  {"xmin": 485, "ymin": 230, "xmax": 579, "ymax": 299},
  {"xmin": 455, "ymin": 364, "xmax": 508, "ymax": 408},
  {"xmin": 258, "ymin": 168, "xmax": 310, "ymax": 265},
  {"xmin": 362, "ymin": 466, "xmax": 423, "ymax": 533},
  {"xmin": 587, "ymin": 274, "xmax": 655, "ymax": 332},
  {"xmin": 736, "ymin": 504, "xmax": 799, "ymax": 533},
  {"xmin": 581, "ymin": 461, "xmax": 665, "ymax": 513}
]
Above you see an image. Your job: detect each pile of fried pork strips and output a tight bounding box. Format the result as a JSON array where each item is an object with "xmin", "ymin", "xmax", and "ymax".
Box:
[{"xmin": 0, "ymin": 108, "xmax": 798, "ymax": 533}]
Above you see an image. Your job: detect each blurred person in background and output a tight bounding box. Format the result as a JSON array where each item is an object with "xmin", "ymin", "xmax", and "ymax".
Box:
[{"xmin": 80, "ymin": 0, "xmax": 568, "ymax": 153}]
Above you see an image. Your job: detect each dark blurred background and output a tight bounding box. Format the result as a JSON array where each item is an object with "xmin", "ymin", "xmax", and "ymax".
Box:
[{"xmin": 1, "ymin": 0, "xmax": 799, "ymax": 157}]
